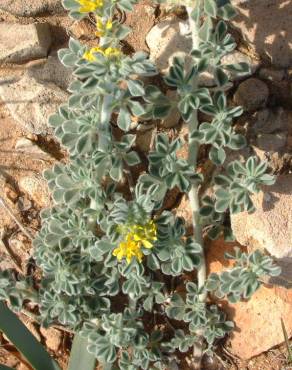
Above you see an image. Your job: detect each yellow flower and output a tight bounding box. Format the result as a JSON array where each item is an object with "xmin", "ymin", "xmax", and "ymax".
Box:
[
  {"xmin": 96, "ymin": 18, "xmax": 113, "ymax": 37},
  {"xmin": 113, "ymin": 235, "xmax": 143, "ymax": 264},
  {"xmin": 78, "ymin": 0, "xmax": 103, "ymax": 13},
  {"xmin": 83, "ymin": 46, "xmax": 121, "ymax": 62},
  {"xmin": 113, "ymin": 220, "xmax": 157, "ymax": 264},
  {"xmin": 130, "ymin": 220, "xmax": 157, "ymax": 249}
]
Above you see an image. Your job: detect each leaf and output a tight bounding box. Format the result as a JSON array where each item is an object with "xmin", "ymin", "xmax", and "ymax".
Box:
[
  {"xmin": 68, "ymin": 334, "xmax": 97, "ymax": 370},
  {"xmin": 127, "ymin": 80, "xmax": 145, "ymax": 96},
  {"xmin": 214, "ymin": 67, "xmax": 229, "ymax": 87},
  {"xmin": 0, "ymin": 365, "xmax": 14, "ymax": 370},
  {"xmin": 124, "ymin": 151, "xmax": 141, "ymax": 166},
  {"xmin": 209, "ymin": 147, "xmax": 226, "ymax": 165},
  {"xmin": 0, "ymin": 302, "xmax": 60, "ymax": 370},
  {"xmin": 117, "ymin": 108, "xmax": 131, "ymax": 131},
  {"xmin": 204, "ymin": 0, "xmax": 217, "ymax": 17}
]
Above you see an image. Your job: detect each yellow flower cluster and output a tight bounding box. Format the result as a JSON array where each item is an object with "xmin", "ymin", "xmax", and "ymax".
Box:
[
  {"xmin": 83, "ymin": 46, "xmax": 121, "ymax": 62},
  {"xmin": 113, "ymin": 220, "xmax": 157, "ymax": 264},
  {"xmin": 78, "ymin": 0, "xmax": 103, "ymax": 13},
  {"xmin": 96, "ymin": 18, "xmax": 113, "ymax": 37}
]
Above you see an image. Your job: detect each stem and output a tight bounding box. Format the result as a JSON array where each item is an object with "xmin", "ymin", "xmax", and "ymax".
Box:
[
  {"xmin": 185, "ymin": 5, "xmax": 207, "ymax": 303},
  {"xmin": 186, "ymin": 5, "xmax": 207, "ymax": 368}
]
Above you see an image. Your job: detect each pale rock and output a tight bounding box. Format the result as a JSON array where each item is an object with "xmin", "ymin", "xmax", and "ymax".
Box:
[
  {"xmin": 146, "ymin": 19, "xmax": 192, "ymax": 74},
  {"xmin": 175, "ymin": 194, "xmax": 192, "ymax": 233},
  {"xmin": 40, "ymin": 327, "xmax": 62, "ymax": 352},
  {"xmin": 0, "ymin": 0, "xmax": 64, "ymax": 16},
  {"xmin": 221, "ymin": 50, "xmax": 260, "ymax": 80},
  {"xmin": 232, "ymin": 0, "xmax": 292, "ymax": 68},
  {"xmin": 19, "ymin": 174, "xmax": 50, "ymax": 207},
  {"xmin": 0, "ymin": 75, "xmax": 68, "ymax": 135},
  {"xmin": 207, "ymin": 238, "xmax": 292, "ymax": 360},
  {"xmin": 234, "ymin": 78, "xmax": 269, "ymax": 112},
  {"xmin": 0, "ymin": 23, "xmax": 52, "ymax": 64},
  {"xmin": 26, "ymin": 55, "xmax": 73, "ymax": 91},
  {"xmin": 231, "ymin": 175, "xmax": 292, "ymax": 259},
  {"xmin": 68, "ymin": 19, "xmax": 97, "ymax": 41},
  {"xmin": 15, "ymin": 137, "xmax": 53, "ymax": 160}
]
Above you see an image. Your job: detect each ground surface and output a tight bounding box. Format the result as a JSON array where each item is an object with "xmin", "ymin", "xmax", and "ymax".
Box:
[{"xmin": 0, "ymin": 1, "xmax": 291, "ymax": 370}]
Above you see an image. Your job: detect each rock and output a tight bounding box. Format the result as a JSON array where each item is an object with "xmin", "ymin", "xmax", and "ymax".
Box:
[
  {"xmin": 136, "ymin": 126, "xmax": 156, "ymax": 152},
  {"xmin": 40, "ymin": 327, "xmax": 62, "ymax": 352},
  {"xmin": 19, "ymin": 174, "xmax": 50, "ymax": 207},
  {"xmin": 26, "ymin": 55, "xmax": 73, "ymax": 91},
  {"xmin": 207, "ymin": 238, "xmax": 292, "ymax": 360},
  {"xmin": 233, "ymin": 0, "xmax": 292, "ymax": 68},
  {"xmin": 0, "ymin": 0, "xmax": 64, "ymax": 16},
  {"xmin": 15, "ymin": 137, "xmax": 53, "ymax": 160},
  {"xmin": 0, "ymin": 23, "xmax": 52, "ymax": 64},
  {"xmin": 68, "ymin": 20, "xmax": 96, "ymax": 41},
  {"xmin": 251, "ymin": 108, "xmax": 289, "ymax": 135},
  {"xmin": 175, "ymin": 194, "xmax": 192, "ymax": 231},
  {"xmin": 226, "ymin": 286, "xmax": 292, "ymax": 359},
  {"xmin": 160, "ymin": 90, "xmax": 181, "ymax": 128},
  {"xmin": 231, "ymin": 175, "xmax": 292, "ymax": 259},
  {"xmin": 146, "ymin": 19, "xmax": 192, "ymax": 74},
  {"xmin": 221, "ymin": 50, "xmax": 260, "ymax": 80},
  {"xmin": 0, "ymin": 75, "xmax": 68, "ymax": 135},
  {"xmin": 234, "ymin": 78, "xmax": 269, "ymax": 112},
  {"xmin": 255, "ymin": 133, "xmax": 287, "ymax": 153},
  {"xmin": 252, "ymin": 132, "xmax": 291, "ymax": 174},
  {"xmin": 4, "ymin": 183, "xmax": 18, "ymax": 202},
  {"xmin": 259, "ymin": 68, "xmax": 292, "ymax": 107}
]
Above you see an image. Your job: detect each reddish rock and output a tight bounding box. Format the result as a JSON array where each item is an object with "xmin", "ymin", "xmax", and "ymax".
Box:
[{"xmin": 207, "ymin": 238, "xmax": 292, "ymax": 360}]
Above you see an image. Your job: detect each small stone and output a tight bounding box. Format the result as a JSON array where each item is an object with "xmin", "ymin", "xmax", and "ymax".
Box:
[
  {"xmin": 136, "ymin": 127, "xmax": 156, "ymax": 152},
  {"xmin": 259, "ymin": 68, "xmax": 291, "ymax": 107},
  {"xmin": 4, "ymin": 183, "xmax": 18, "ymax": 202},
  {"xmin": 231, "ymin": 174, "xmax": 292, "ymax": 259},
  {"xmin": 0, "ymin": 23, "xmax": 52, "ymax": 64},
  {"xmin": 207, "ymin": 238, "xmax": 292, "ymax": 360},
  {"xmin": 221, "ymin": 50, "xmax": 260, "ymax": 80},
  {"xmin": 0, "ymin": 75, "xmax": 68, "ymax": 135},
  {"xmin": 15, "ymin": 137, "xmax": 53, "ymax": 160},
  {"xmin": 26, "ymin": 55, "xmax": 73, "ymax": 91},
  {"xmin": 251, "ymin": 108, "xmax": 289, "ymax": 135},
  {"xmin": 256, "ymin": 132, "xmax": 287, "ymax": 153},
  {"xmin": 234, "ymin": 78, "xmax": 269, "ymax": 112},
  {"xmin": 259, "ymin": 68, "xmax": 286, "ymax": 82},
  {"xmin": 175, "ymin": 195, "xmax": 192, "ymax": 231},
  {"xmin": 160, "ymin": 90, "xmax": 181, "ymax": 128},
  {"xmin": 0, "ymin": 0, "xmax": 64, "ymax": 16},
  {"xmin": 146, "ymin": 19, "xmax": 192, "ymax": 74},
  {"xmin": 40, "ymin": 327, "xmax": 62, "ymax": 352},
  {"xmin": 68, "ymin": 20, "xmax": 96, "ymax": 41},
  {"xmin": 19, "ymin": 174, "xmax": 50, "ymax": 208}
]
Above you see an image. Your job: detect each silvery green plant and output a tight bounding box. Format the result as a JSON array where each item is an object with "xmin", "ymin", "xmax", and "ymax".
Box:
[{"xmin": 0, "ymin": 0, "xmax": 281, "ymax": 369}]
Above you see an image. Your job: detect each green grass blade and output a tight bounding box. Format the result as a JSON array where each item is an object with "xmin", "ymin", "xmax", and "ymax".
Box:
[
  {"xmin": 281, "ymin": 318, "xmax": 292, "ymax": 363},
  {"xmin": 68, "ymin": 334, "xmax": 97, "ymax": 370},
  {"xmin": 0, "ymin": 365, "xmax": 15, "ymax": 370},
  {"xmin": 0, "ymin": 302, "xmax": 60, "ymax": 370}
]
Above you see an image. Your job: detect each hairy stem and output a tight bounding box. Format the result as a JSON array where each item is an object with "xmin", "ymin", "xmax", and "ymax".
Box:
[{"xmin": 186, "ymin": 5, "xmax": 207, "ymax": 368}]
